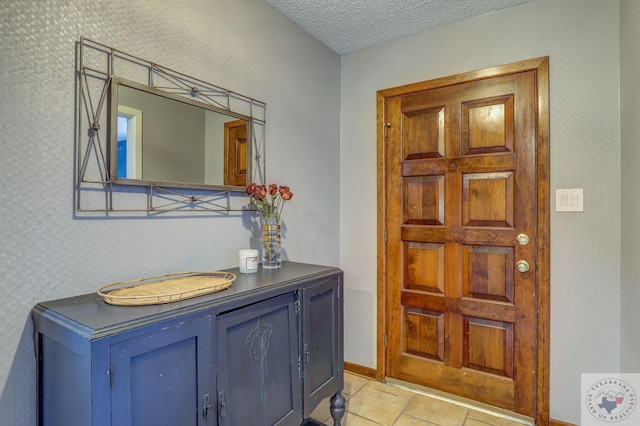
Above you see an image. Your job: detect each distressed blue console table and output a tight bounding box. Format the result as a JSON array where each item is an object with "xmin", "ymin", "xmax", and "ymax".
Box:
[{"xmin": 33, "ymin": 262, "xmax": 344, "ymax": 426}]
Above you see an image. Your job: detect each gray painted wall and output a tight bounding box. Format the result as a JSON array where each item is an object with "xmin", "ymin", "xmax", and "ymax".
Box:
[
  {"xmin": 0, "ymin": 1, "xmax": 340, "ymax": 424},
  {"xmin": 340, "ymin": 0, "xmax": 621, "ymax": 423},
  {"xmin": 621, "ymin": 0, "xmax": 640, "ymax": 374}
]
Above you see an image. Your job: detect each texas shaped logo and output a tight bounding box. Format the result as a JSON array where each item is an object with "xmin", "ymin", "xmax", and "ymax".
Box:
[{"xmin": 597, "ymin": 391, "xmax": 625, "ymax": 414}]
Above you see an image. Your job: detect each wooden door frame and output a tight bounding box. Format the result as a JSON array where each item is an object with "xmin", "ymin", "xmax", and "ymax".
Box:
[{"xmin": 376, "ymin": 57, "xmax": 550, "ymax": 424}]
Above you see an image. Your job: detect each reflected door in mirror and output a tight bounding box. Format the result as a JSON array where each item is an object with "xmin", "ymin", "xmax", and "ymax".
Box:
[{"xmin": 224, "ymin": 120, "xmax": 247, "ymax": 187}]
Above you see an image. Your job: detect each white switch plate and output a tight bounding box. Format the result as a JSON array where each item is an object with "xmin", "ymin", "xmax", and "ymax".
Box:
[{"xmin": 556, "ymin": 188, "xmax": 584, "ymax": 212}]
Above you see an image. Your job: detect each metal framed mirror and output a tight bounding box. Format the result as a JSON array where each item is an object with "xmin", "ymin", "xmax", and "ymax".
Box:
[{"xmin": 76, "ymin": 37, "xmax": 266, "ymax": 214}]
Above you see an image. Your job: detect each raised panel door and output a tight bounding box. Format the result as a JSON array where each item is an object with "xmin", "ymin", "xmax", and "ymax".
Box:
[
  {"xmin": 302, "ymin": 277, "xmax": 343, "ymax": 419},
  {"xmin": 216, "ymin": 292, "xmax": 301, "ymax": 426},
  {"xmin": 384, "ymin": 68, "xmax": 540, "ymax": 415},
  {"xmin": 110, "ymin": 316, "xmax": 213, "ymax": 426}
]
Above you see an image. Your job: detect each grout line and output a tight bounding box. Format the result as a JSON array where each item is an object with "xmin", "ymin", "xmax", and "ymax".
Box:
[
  {"xmin": 462, "ymin": 408, "xmax": 471, "ymax": 426},
  {"xmin": 364, "ymin": 383, "xmax": 416, "ymax": 400},
  {"xmin": 385, "ymin": 381, "xmax": 533, "ymax": 426},
  {"xmin": 388, "ymin": 393, "xmax": 415, "ymax": 425},
  {"xmin": 347, "ymin": 411, "xmax": 387, "ymax": 425},
  {"xmin": 395, "ymin": 411, "xmax": 442, "ymax": 426},
  {"xmin": 461, "ymin": 409, "xmax": 503, "ymax": 426}
]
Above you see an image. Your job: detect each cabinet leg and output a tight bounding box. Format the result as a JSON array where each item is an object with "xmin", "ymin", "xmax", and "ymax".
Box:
[{"xmin": 329, "ymin": 391, "xmax": 345, "ymax": 426}]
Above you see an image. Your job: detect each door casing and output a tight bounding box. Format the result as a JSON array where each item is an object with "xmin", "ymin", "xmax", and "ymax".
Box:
[{"xmin": 376, "ymin": 57, "xmax": 550, "ymax": 424}]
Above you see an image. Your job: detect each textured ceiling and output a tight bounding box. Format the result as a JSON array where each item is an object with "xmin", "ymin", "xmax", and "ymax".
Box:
[{"xmin": 263, "ymin": 0, "xmax": 534, "ymax": 54}]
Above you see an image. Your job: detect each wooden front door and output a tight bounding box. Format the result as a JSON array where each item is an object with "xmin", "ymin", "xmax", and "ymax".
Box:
[
  {"xmin": 224, "ymin": 119, "xmax": 247, "ymax": 186},
  {"xmin": 377, "ymin": 58, "xmax": 549, "ymax": 420}
]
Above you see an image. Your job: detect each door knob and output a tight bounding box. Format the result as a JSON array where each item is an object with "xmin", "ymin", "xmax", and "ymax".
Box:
[
  {"xmin": 516, "ymin": 260, "xmax": 530, "ymax": 273},
  {"xmin": 516, "ymin": 233, "xmax": 530, "ymax": 245}
]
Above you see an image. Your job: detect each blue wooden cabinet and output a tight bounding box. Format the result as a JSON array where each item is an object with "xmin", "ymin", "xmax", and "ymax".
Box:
[
  {"xmin": 33, "ymin": 262, "xmax": 344, "ymax": 426},
  {"xmin": 217, "ymin": 292, "xmax": 300, "ymax": 426}
]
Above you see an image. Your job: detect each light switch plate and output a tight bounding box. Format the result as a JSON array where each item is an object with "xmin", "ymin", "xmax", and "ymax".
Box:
[{"xmin": 556, "ymin": 188, "xmax": 584, "ymax": 212}]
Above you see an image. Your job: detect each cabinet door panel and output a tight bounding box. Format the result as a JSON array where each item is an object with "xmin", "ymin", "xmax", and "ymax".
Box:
[
  {"xmin": 303, "ymin": 277, "xmax": 343, "ymax": 418},
  {"xmin": 217, "ymin": 292, "xmax": 301, "ymax": 426},
  {"xmin": 110, "ymin": 316, "xmax": 212, "ymax": 426}
]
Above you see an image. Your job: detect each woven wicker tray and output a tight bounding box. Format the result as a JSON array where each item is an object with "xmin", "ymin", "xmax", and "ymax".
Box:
[{"xmin": 97, "ymin": 271, "xmax": 236, "ymax": 306}]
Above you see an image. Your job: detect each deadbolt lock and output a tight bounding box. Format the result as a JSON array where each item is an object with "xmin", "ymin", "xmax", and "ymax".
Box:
[
  {"xmin": 516, "ymin": 233, "xmax": 530, "ymax": 245},
  {"xmin": 516, "ymin": 260, "xmax": 530, "ymax": 273}
]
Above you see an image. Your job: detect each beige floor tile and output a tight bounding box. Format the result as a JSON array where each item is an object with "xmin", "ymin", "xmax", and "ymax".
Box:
[
  {"xmin": 309, "ymin": 395, "xmax": 333, "ymax": 424},
  {"xmin": 314, "ymin": 373, "xmax": 531, "ymax": 426},
  {"xmin": 347, "ymin": 385, "xmax": 411, "ymax": 425},
  {"xmin": 366, "ymin": 381, "xmax": 419, "ymax": 399},
  {"xmin": 344, "ymin": 373, "xmax": 371, "ymax": 398},
  {"xmin": 465, "ymin": 410, "xmax": 531, "ymax": 426},
  {"xmin": 340, "ymin": 410, "xmax": 386, "ymax": 425},
  {"xmin": 463, "ymin": 419, "xmax": 493, "ymax": 426},
  {"xmin": 310, "ymin": 373, "xmax": 371, "ymax": 423},
  {"xmin": 392, "ymin": 413, "xmax": 440, "ymax": 425},
  {"xmin": 403, "ymin": 394, "xmax": 469, "ymax": 426}
]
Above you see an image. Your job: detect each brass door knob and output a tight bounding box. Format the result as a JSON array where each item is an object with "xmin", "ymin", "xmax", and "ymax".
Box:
[
  {"xmin": 516, "ymin": 233, "xmax": 530, "ymax": 245},
  {"xmin": 516, "ymin": 260, "xmax": 530, "ymax": 273}
]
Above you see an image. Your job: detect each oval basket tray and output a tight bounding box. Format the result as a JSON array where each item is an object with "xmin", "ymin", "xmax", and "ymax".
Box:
[{"xmin": 97, "ymin": 271, "xmax": 236, "ymax": 306}]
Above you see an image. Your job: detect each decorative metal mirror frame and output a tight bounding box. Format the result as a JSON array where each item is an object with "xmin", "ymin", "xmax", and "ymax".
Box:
[{"xmin": 76, "ymin": 37, "xmax": 266, "ymax": 214}]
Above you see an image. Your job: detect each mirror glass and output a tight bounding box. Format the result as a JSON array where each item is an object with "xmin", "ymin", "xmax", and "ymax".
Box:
[{"xmin": 110, "ymin": 79, "xmax": 251, "ymax": 189}]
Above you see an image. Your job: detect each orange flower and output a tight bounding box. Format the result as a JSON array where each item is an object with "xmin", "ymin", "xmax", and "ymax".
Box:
[
  {"xmin": 246, "ymin": 182, "xmax": 294, "ymax": 224},
  {"xmin": 255, "ymin": 185, "xmax": 267, "ymax": 201},
  {"xmin": 280, "ymin": 188, "xmax": 293, "ymax": 201}
]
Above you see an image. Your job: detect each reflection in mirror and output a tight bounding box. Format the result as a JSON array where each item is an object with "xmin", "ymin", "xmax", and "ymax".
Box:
[
  {"xmin": 77, "ymin": 37, "xmax": 266, "ymax": 213},
  {"xmin": 111, "ymin": 81, "xmax": 250, "ymax": 189}
]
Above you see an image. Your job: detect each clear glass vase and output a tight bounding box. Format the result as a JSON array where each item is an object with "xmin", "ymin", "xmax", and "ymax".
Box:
[{"xmin": 261, "ymin": 218, "xmax": 281, "ymax": 269}]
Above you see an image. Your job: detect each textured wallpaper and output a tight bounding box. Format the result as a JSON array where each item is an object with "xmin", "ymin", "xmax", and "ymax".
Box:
[
  {"xmin": 340, "ymin": 0, "xmax": 621, "ymax": 423},
  {"xmin": 0, "ymin": 1, "xmax": 340, "ymax": 424},
  {"xmin": 620, "ymin": 0, "xmax": 640, "ymax": 373}
]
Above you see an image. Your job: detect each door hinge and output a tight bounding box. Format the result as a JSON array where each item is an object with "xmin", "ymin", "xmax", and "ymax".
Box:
[
  {"xmin": 109, "ymin": 364, "xmax": 114, "ymax": 387},
  {"xmin": 384, "ymin": 229, "xmax": 388, "ymax": 244},
  {"xmin": 298, "ymin": 354, "xmax": 303, "ymax": 379},
  {"xmin": 383, "ymin": 122, "xmax": 391, "ymax": 138},
  {"xmin": 294, "ymin": 296, "xmax": 301, "ymax": 313},
  {"xmin": 383, "ymin": 333, "xmax": 388, "ymax": 349},
  {"xmin": 203, "ymin": 393, "xmax": 211, "ymax": 420},
  {"xmin": 218, "ymin": 391, "xmax": 227, "ymax": 418}
]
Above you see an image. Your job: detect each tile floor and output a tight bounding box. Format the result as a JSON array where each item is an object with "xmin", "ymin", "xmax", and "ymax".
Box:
[{"xmin": 309, "ymin": 373, "xmax": 534, "ymax": 426}]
